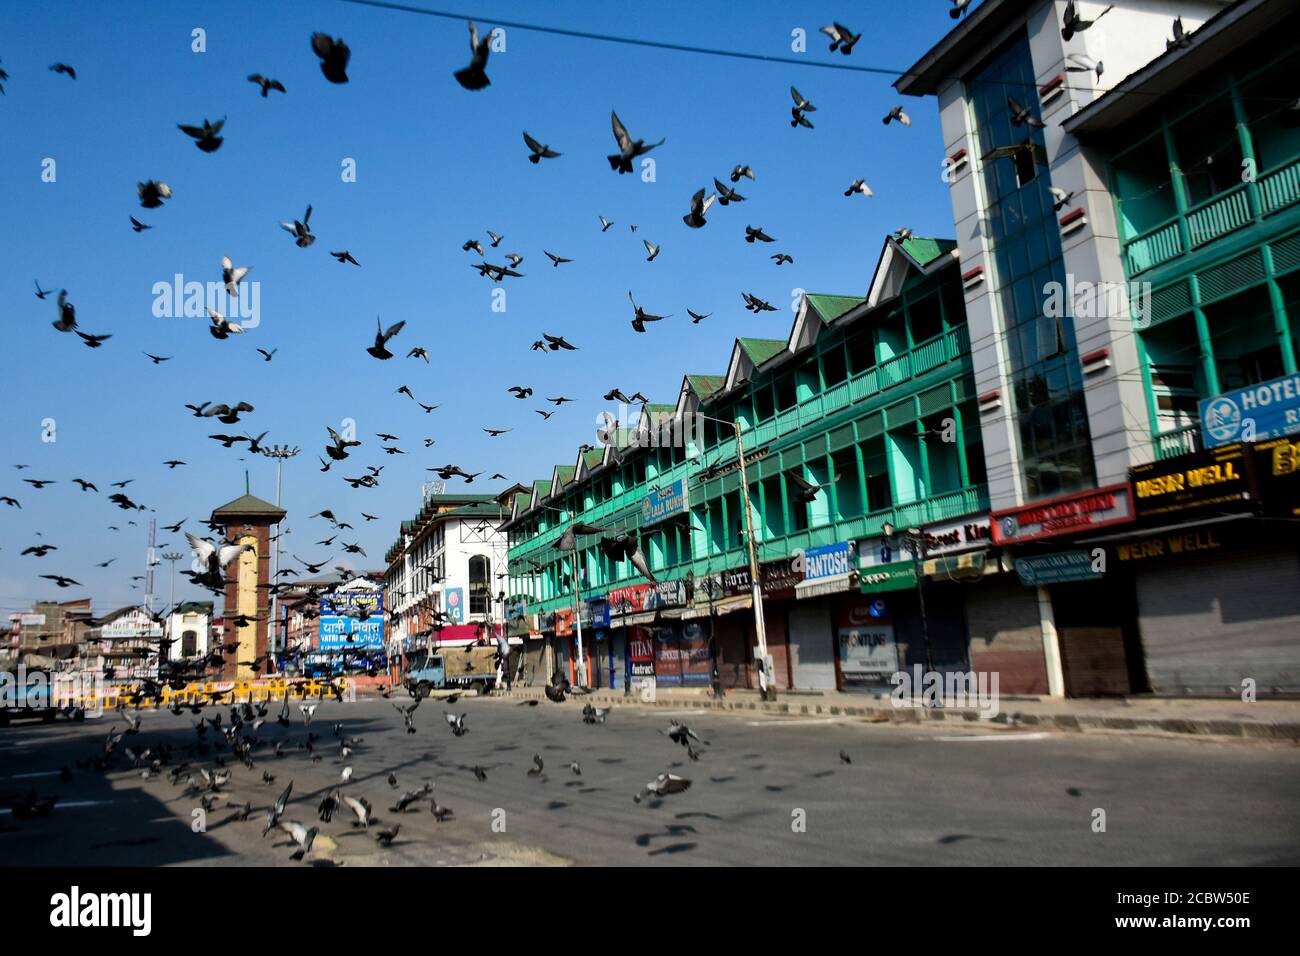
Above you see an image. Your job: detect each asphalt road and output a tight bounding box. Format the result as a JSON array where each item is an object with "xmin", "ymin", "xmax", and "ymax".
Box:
[{"xmin": 2, "ymin": 695, "xmax": 1298, "ymax": 866}]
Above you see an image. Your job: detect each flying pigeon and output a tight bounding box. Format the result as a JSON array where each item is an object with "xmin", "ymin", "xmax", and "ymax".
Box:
[
  {"xmin": 178, "ymin": 116, "xmax": 225, "ymax": 152},
  {"xmin": 311, "ymin": 33, "xmax": 350, "ymax": 84},
  {"xmin": 608, "ymin": 110, "xmax": 665, "ymax": 174},
  {"xmin": 454, "ymin": 19, "xmax": 493, "ymax": 89},
  {"xmin": 248, "ymin": 73, "xmax": 286, "ymax": 96},
  {"xmin": 523, "ymin": 131, "xmax": 560, "ymax": 163},
  {"xmin": 367, "ymin": 317, "xmax": 405, "ymax": 359}
]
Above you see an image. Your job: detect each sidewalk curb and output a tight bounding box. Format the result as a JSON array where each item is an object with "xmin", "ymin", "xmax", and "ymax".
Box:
[{"xmin": 481, "ymin": 688, "xmax": 1300, "ymax": 742}]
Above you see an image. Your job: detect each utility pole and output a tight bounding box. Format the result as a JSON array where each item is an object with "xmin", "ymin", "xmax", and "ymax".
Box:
[
  {"xmin": 571, "ymin": 553, "xmax": 587, "ymax": 687},
  {"xmin": 261, "ymin": 445, "xmax": 300, "ymax": 672},
  {"xmin": 733, "ymin": 421, "xmax": 774, "ymax": 701},
  {"xmin": 883, "ymin": 523, "xmax": 933, "ymax": 676},
  {"xmin": 161, "ymin": 551, "xmax": 183, "ymax": 660}
]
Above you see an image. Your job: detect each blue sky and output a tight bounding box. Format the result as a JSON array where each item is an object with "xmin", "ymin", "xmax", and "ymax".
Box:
[{"xmin": 0, "ymin": 0, "xmax": 970, "ymax": 613}]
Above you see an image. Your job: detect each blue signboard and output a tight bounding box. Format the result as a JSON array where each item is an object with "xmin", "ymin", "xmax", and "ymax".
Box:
[
  {"xmin": 318, "ymin": 590, "xmax": 384, "ymax": 650},
  {"xmin": 1014, "ymin": 551, "xmax": 1101, "ymax": 586},
  {"xmin": 444, "ymin": 587, "xmax": 464, "ymax": 624},
  {"xmin": 641, "ymin": 478, "xmax": 689, "ymax": 526},
  {"xmin": 1200, "ymin": 373, "xmax": 1300, "ymax": 448},
  {"xmin": 802, "ymin": 541, "xmax": 854, "ymax": 580}
]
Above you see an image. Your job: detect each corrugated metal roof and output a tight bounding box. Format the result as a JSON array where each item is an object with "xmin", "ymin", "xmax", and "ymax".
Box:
[
  {"xmin": 737, "ymin": 337, "xmax": 786, "ymax": 366},
  {"xmin": 804, "ymin": 294, "xmax": 864, "ymax": 324}
]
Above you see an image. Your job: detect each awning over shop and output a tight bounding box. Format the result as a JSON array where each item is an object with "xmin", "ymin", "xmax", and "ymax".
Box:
[
  {"xmin": 795, "ymin": 573, "xmax": 854, "ymax": 600},
  {"xmin": 922, "ymin": 550, "xmax": 988, "ymax": 581},
  {"xmin": 681, "ymin": 595, "xmax": 753, "ymax": 620}
]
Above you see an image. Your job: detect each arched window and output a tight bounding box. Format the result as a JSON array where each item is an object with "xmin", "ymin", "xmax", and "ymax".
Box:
[
  {"xmin": 182, "ymin": 630, "xmax": 198, "ymax": 657},
  {"xmin": 469, "ymin": 555, "xmax": 491, "ymax": 615}
]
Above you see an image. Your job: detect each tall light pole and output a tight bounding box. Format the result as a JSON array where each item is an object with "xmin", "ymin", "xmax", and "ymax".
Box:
[
  {"xmin": 261, "ymin": 445, "xmax": 300, "ymax": 671},
  {"xmin": 694, "ymin": 414, "xmax": 773, "ymax": 701},
  {"xmin": 162, "ymin": 551, "xmax": 183, "ymax": 663},
  {"xmin": 882, "ymin": 523, "xmax": 933, "ymax": 676}
]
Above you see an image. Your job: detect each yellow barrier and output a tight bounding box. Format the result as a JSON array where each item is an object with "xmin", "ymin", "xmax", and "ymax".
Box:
[{"xmin": 63, "ymin": 676, "xmax": 351, "ymax": 710}]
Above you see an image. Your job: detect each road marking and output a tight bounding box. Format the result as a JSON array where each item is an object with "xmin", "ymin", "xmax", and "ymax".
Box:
[
  {"xmin": 925, "ymin": 732, "xmax": 1053, "ymax": 742},
  {"xmin": 6, "ymin": 770, "xmax": 62, "ymax": 779},
  {"xmin": 745, "ymin": 717, "xmax": 845, "ymax": 727}
]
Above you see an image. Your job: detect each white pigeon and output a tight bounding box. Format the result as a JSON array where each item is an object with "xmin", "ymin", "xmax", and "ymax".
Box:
[
  {"xmin": 341, "ymin": 793, "xmax": 372, "ymax": 827},
  {"xmin": 208, "ymin": 308, "xmax": 246, "ymax": 339},
  {"xmin": 844, "ymin": 179, "xmax": 873, "ymax": 198},
  {"xmin": 634, "ymin": 773, "xmax": 692, "ymax": 803},
  {"xmin": 300, "ymin": 703, "xmax": 317, "ymax": 725},
  {"xmin": 186, "ymin": 532, "xmax": 252, "ymax": 580},
  {"xmin": 279, "ymin": 820, "xmax": 318, "ymax": 860},
  {"xmin": 221, "ymin": 255, "xmax": 251, "ymax": 297},
  {"xmin": 643, "ymin": 239, "xmax": 661, "ymax": 262},
  {"xmin": 341, "ymin": 766, "xmax": 353, "ymax": 783}
]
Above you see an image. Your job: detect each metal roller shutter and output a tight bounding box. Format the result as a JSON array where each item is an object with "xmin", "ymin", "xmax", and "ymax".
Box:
[
  {"xmin": 1136, "ymin": 545, "xmax": 1300, "ymax": 697},
  {"xmin": 788, "ymin": 601, "xmax": 837, "ymax": 689}
]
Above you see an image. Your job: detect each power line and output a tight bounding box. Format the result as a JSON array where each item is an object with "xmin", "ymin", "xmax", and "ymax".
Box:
[{"xmin": 336, "ymin": 0, "xmax": 900, "ymax": 76}]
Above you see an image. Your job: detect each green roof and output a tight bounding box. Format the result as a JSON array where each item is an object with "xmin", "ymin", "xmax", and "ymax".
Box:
[
  {"xmin": 210, "ymin": 493, "xmax": 285, "ymax": 518},
  {"xmin": 532, "ymin": 480, "xmax": 552, "ymax": 499},
  {"xmin": 738, "ymin": 338, "xmax": 786, "ymax": 367},
  {"xmin": 581, "ymin": 448, "xmax": 604, "ymax": 469},
  {"xmin": 644, "ymin": 403, "xmax": 675, "ymax": 416},
  {"xmin": 898, "ymin": 236, "xmax": 957, "ymax": 268},
  {"xmin": 685, "ymin": 374, "xmax": 725, "ymax": 399},
  {"xmin": 805, "ymin": 294, "xmax": 864, "ymax": 324},
  {"xmin": 552, "ymin": 465, "xmax": 576, "ymax": 490}
]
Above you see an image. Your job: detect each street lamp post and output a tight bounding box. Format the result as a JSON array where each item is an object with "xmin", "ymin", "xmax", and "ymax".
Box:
[
  {"xmin": 882, "ymin": 522, "xmax": 933, "ymax": 676},
  {"xmin": 694, "ymin": 414, "xmax": 774, "ymax": 701},
  {"xmin": 161, "ymin": 551, "xmax": 183, "ymax": 663},
  {"xmin": 260, "ymin": 445, "xmax": 300, "ymax": 671}
]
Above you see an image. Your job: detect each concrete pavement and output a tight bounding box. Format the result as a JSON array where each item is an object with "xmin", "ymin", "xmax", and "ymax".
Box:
[{"xmin": 2, "ymin": 693, "xmax": 1298, "ymax": 866}]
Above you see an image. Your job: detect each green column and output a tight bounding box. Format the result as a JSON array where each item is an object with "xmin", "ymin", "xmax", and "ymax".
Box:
[
  {"xmin": 1262, "ymin": 244, "xmax": 1298, "ymax": 374},
  {"xmin": 1188, "ymin": 274, "xmax": 1221, "ymax": 396},
  {"xmin": 1229, "ymin": 77, "xmax": 1263, "ymax": 221},
  {"xmin": 951, "ymin": 390, "xmax": 971, "ymax": 487},
  {"xmin": 1162, "ymin": 121, "xmax": 1193, "ymax": 252}
]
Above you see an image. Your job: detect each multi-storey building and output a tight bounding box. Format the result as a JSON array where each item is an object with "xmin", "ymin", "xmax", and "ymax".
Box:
[
  {"xmin": 383, "ymin": 490, "xmax": 511, "ymax": 681},
  {"xmin": 500, "ymin": 0, "xmax": 1299, "ymax": 700},
  {"xmin": 898, "ymin": 0, "xmax": 1299, "ymax": 695},
  {"xmin": 502, "ymin": 235, "xmax": 1062, "ymax": 694}
]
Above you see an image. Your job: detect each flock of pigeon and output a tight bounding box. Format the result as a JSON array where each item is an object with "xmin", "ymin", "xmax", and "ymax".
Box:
[
  {"xmin": 3, "ymin": 2, "xmax": 1222, "ymax": 644},
  {"xmin": 6, "ymin": 680, "xmax": 781, "ymax": 863}
]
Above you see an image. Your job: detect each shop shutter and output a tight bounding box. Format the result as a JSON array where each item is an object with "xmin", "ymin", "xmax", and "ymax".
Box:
[
  {"xmin": 1136, "ymin": 545, "xmax": 1300, "ymax": 697},
  {"xmin": 788, "ymin": 601, "xmax": 837, "ymax": 689}
]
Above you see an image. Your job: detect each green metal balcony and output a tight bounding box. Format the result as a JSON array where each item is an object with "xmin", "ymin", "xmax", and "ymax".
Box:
[
  {"xmin": 507, "ymin": 324, "xmax": 973, "ymax": 563},
  {"xmin": 511, "ymin": 483, "xmax": 991, "ymax": 611},
  {"xmin": 1122, "ymin": 156, "xmax": 1300, "ymax": 276}
]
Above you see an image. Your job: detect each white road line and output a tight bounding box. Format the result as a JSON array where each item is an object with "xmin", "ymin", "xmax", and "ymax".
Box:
[
  {"xmin": 6, "ymin": 770, "xmax": 62, "ymax": 779},
  {"xmin": 745, "ymin": 717, "xmax": 846, "ymax": 727},
  {"xmin": 925, "ymin": 732, "xmax": 1053, "ymax": 742}
]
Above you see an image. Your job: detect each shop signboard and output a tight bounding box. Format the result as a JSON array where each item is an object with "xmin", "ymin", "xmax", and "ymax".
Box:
[
  {"xmin": 644, "ymin": 579, "xmax": 688, "ymax": 609},
  {"xmin": 837, "ymin": 602, "xmax": 899, "ymax": 678},
  {"xmin": 799, "ymin": 541, "xmax": 854, "ymax": 580},
  {"xmin": 992, "ymin": 483, "xmax": 1134, "ymax": 544},
  {"xmin": 1013, "ymin": 550, "xmax": 1101, "ymax": 585},
  {"xmin": 1111, "ymin": 525, "xmax": 1237, "ymax": 564},
  {"xmin": 318, "ymin": 591, "xmax": 384, "ymax": 650},
  {"xmin": 641, "ymin": 478, "xmax": 689, "ymax": 526},
  {"xmin": 858, "ymin": 561, "xmax": 917, "ymax": 593},
  {"xmin": 628, "ymin": 625, "xmax": 656, "ymax": 699},
  {"xmin": 1199, "ymin": 372, "xmax": 1300, "ymax": 448},
  {"xmin": 555, "ymin": 607, "xmax": 574, "ymax": 637},
  {"xmin": 1253, "ymin": 435, "xmax": 1300, "ymax": 518},
  {"xmin": 443, "ymin": 587, "xmax": 464, "ymax": 624},
  {"xmin": 1130, "ymin": 443, "xmax": 1252, "ymax": 520},
  {"xmin": 720, "ymin": 557, "xmax": 801, "ymax": 599},
  {"xmin": 607, "ymin": 583, "xmax": 651, "ymax": 616}
]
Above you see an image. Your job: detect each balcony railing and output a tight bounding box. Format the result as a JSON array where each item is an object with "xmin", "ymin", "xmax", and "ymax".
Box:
[
  {"xmin": 1154, "ymin": 423, "xmax": 1202, "ymax": 461},
  {"xmin": 513, "ymin": 483, "xmax": 993, "ymax": 611},
  {"xmin": 508, "ymin": 325, "xmax": 973, "ymax": 558},
  {"xmin": 1121, "ymin": 155, "xmax": 1300, "ymax": 276}
]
